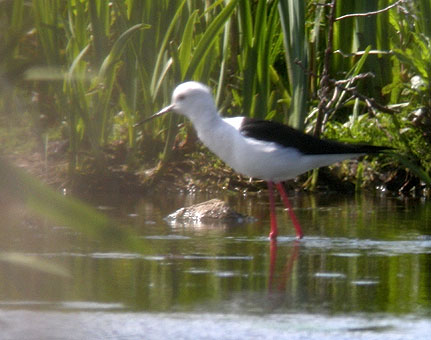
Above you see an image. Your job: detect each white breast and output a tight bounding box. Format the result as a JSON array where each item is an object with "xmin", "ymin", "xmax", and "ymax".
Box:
[{"xmin": 195, "ymin": 116, "xmax": 360, "ymax": 182}]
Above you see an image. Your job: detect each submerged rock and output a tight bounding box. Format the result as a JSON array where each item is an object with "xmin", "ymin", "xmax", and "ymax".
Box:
[{"xmin": 166, "ymin": 198, "xmax": 249, "ymax": 224}]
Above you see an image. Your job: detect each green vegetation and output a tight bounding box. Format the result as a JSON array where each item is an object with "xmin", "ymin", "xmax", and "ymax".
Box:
[{"xmin": 1, "ymin": 0, "xmax": 430, "ymax": 195}]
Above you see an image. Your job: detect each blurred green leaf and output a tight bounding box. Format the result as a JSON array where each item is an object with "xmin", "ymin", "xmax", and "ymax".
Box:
[
  {"xmin": 0, "ymin": 253, "xmax": 71, "ymax": 278},
  {"xmin": 0, "ymin": 158, "xmax": 152, "ymax": 253}
]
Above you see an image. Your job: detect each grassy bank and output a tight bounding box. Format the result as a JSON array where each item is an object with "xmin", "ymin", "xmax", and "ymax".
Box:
[{"xmin": 1, "ymin": 0, "xmax": 430, "ymax": 196}]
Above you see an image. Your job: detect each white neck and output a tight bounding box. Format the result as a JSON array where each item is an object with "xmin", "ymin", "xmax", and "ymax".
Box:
[
  {"xmin": 187, "ymin": 111, "xmax": 240, "ymax": 169},
  {"xmin": 186, "ymin": 107, "xmax": 220, "ymax": 133}
]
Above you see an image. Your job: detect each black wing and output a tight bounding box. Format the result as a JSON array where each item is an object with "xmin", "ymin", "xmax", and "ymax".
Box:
[{"xmin": 239, "ymin": 118, "xmax": 388, "ymax": 155}]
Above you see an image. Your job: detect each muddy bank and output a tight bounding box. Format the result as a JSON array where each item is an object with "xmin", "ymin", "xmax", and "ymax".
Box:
[{"xmin": 4, "ymin": 138, "xmax": 414, "ymax": 199}]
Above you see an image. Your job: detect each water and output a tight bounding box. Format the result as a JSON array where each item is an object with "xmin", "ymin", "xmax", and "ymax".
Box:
[{"xmin": 0, "ymin": 191, "xmax": 430, "ymax": 339}]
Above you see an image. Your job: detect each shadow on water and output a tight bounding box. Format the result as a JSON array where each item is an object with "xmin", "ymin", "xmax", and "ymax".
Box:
[{"xmin": 0, "ymin": 189, "xmax": 430, "ymax": 339}]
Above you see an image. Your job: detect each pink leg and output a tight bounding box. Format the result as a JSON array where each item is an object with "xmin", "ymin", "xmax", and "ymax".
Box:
[
  {"xmin": 268, "ymin": 239, "xmax": 277, "ymax": 291},
  {"xmin": 267, "ymin": 181, "xmax": 278, "ymax": 239},
  {"xmin": 275, "ymin": 182, "xmax": 304, "ymax": 239}
]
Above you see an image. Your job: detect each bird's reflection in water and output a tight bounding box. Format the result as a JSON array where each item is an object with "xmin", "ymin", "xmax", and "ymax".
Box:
[{"xmin": 268, "ymin": 240, "xmax": 300, "ymax": 294}]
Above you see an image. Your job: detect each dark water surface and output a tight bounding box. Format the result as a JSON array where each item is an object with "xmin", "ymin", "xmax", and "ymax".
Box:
[{"xmin": 0, "ymin": 191, "xmax": 430, "ymax": 339}]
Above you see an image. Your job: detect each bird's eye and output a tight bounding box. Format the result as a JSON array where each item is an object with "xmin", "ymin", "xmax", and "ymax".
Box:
[{"xmin": 177, "ymin": 94, "xmax": 186, "ymax": 101}]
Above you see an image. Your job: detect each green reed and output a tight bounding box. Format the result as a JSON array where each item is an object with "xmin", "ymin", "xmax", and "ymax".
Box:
[{"xmin": 1, "ymin": 0, "xmax": 430, "ymax": 185}]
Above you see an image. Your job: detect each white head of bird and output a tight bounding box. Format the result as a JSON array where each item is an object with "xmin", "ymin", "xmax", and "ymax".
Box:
[{"xmin": 147, "ymin": 82, "xmax": 218, "ymax": 127}]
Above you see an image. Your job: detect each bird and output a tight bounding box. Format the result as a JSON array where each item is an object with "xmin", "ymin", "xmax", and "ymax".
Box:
[{"xmin": 135, "ymin": 81, "xmax": 388, "ymax": 240}]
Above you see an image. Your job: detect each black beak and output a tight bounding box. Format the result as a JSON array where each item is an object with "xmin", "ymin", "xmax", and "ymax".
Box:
[{"xmin": 133, "ymin": 104, "xmax": 175, "ymax": 127}]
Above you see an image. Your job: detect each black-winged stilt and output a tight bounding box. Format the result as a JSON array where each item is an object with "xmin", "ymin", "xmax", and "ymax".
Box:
[{"xmin": 136, "ymin": 81, "xmax": 388, "ymax": 239}]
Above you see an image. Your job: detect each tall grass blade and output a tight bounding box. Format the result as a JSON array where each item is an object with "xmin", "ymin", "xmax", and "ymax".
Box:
[
  {"xmin": 215, "ymin": 15, "xmax": 232, "ymax": 107},
  {"xmin": 238, "ymin": 0, "xmax": 255, "ymax": 116},
  {"xmin": 150, "ymin": 0, "xmax": 187, "ymax": 95},
  {"xmin": 183, "ymin": 0, "xmax": 239, "ymax": 80},
  {"xmin": 179, "ymin": 10, "xmax": 199, "ymax": 79},
  {"xmin": 278, "ymin": 0, "xmax": 308, "ymax": 129},
  {"xmin": 98, "ymin": 23, "xmax": 148, "ymax": 79}
]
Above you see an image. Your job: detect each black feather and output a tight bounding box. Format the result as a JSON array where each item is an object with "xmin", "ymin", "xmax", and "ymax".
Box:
[{"xmin": 240, "ymin": 118, "xmax": 389, "ymax": 155}]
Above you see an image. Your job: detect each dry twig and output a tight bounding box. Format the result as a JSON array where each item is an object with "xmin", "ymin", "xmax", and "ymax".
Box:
[{"xmin": 335, "ymin": 0, "xmax": 405, "ymax": 21}]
